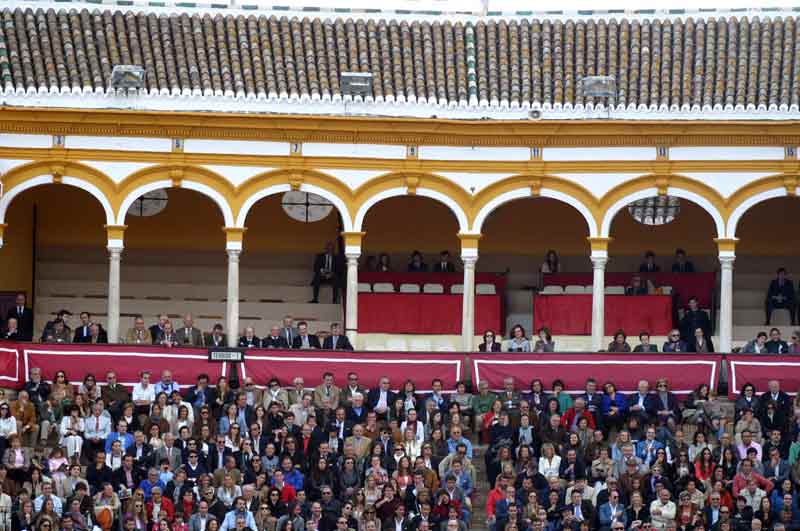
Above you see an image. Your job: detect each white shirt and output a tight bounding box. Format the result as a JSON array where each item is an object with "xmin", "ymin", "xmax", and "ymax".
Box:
[{"xmin": 132, "ymin": 383, "xmax": 155, "ymax": 403}]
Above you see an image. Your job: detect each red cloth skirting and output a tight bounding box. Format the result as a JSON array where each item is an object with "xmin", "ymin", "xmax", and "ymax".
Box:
[
  {"xmin": 533, "ymin": 294, "xmax": 673, "ymax": 335},
  {"xmin": 358, "ymin": 293, "xmax": 502, "ymax": 335},
  {"xmin": 727, "ymin": 355, "xmax": 800, "ymax": 398},
  {"xmin": 472, "ymin": 353, "xmax": 721, "ymax": 394},
  {"xmin": 242, "ymin": 351, "xmax": 464, "ymax": 391},
  {"xmin": 542, "ymin": 272, "xmax": 715, "ymax": 308}
]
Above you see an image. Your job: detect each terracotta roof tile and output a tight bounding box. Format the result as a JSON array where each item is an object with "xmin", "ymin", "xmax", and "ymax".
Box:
[{"xmin": 1, "ymin": 7, "xmax": 798, "ymax": 112}]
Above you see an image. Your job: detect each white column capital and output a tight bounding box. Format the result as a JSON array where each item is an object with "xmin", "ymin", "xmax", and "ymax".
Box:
[
  {"xmin": 462, "ymin": 255, "xmax": 478, "ymax": 267},
  {"xmin": 227, "ymin": 248, "xmax": 241, "ymax": 260},
  {"xmin": 107, "ymin": 242, "xmax": 124, "ymax": 253},
  {"xmin": 719, "ymin": 253, "xmax": 736, "ymax": 264},
  {"xmin": 590, "ymin": 255, "xmax": 608, "ymax": 269},
  {"xmin": 345, "ymin": 251, "xmax": 361, "ymax": 261},
  {"xmin": 461, "ymin": 248, "xmax": 478, "ymax": 265},
  {"xmin": 345, "ymin": 246, "xmax": 362, "ymax": 258}
]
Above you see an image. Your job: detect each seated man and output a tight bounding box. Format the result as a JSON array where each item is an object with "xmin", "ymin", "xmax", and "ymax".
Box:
[
  {"xmin": 87, "ymin": 323, "xmax": 108, "ymax": 344},
  {"xmin": 40, "ymin": 308, "xmax": 71, "ymax": 342},
  {"xmin": 175, "ymin": 314, "xmax": 204, "ymax": 346},
  {"xmin": 292, "ymin": 321, "xmax": 321, "ymax": 350},
  {"xmin": 260, "ymin": 325, "xmax": 289, "ymax": 348},
  {"xmin": 639, "ymin": 251, "xmax": 660, "ymax": 273},
  {"xmin": 671, "ymin": 248, "xmax": 696, "ymax": 273},
  {"xmin": 239, "ymin": 326, "xmax": 262, "ymax": 348},
  {"xmin": 125, "ymin": 316, "xmax": 152, "ymax": 344},
  {"xmin": 743, "ymin": 332, "xmax": 769, "ymax": 354},
  {"xmin": 204, "ymin": 323, "xmax": 227, "ymax": 347},
  {"xmin": 322, "ymin": 323, "xmax": 353, "ymax": 350},
  {"xmin": 3, "ymin": 317, "xmax": 19, "ymax": 340},
  {"xmin": 310, "ymin": 241, "xmax": 341, "ymax": 304},
  {"xmin": 766, "ymin": 268, "xmax": 796, "ymax": 326},
  {"xmin": 74, "ymin": 312, "xmax": 105, "ymax": 343},
  {"xmin": 432, "ymin": 250, "xmax": 456, "ymax": 273},
  {"xmin": 662, "ymin": 329, "xmax": 689, "ymax": 352},
  {"xmin": 149, "ymin": 314, "xmax": 168, "ymax": 345},
  {"xmin": 625, "ymin": 276, "xmax": 648, "ymax": 296},
  {"xmin": 42, "ymin": 318, "xmax": 71, "ymax": 343},
  {"xmin": 766, "ymin": 328, "xmax": 790, "ymax": 354},
  {"xmin": 633, "ymin": 332, "xmax": 659, "ymax": 352}
]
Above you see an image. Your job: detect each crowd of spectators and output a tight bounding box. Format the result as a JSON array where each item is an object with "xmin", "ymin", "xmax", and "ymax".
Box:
[{"xmin": 0, "ymin": 365, "xmax": 798, "ymax": 531}]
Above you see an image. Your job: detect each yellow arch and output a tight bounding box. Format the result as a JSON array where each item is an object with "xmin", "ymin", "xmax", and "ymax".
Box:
[
  {"xmin": 352, "ymin": 172, "xmax": 473, "ymax": 232},
  {"xmin": 116, "ymin": 164, "xmax": 237, "ymax": 226},
  {"xmin": 234, "ymin": 168, "xmax": 355, "ymax": 230},
  {"xmin": 0, "ymin": 160, "xmax": 117, "ymax": 225},
  {"xmin": 598, "ymin": 174, "xmax": 728, "ymax": 238},
  {"xmin": 726, "ymin": 173, "xmax": 796, "ymax": 238},
  {"xmin": 471, "ymin": 174, "xmax": 601, "ymax": 235}
]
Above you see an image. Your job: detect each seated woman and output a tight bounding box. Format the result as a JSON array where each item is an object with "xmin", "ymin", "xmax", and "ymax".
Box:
[
  {"xmin": 478, "ymin": 330, "xmax": 501, "ymax": 352},
  {"xmin": 506, "ymin": 325, "xmax": 531, "ymax": 352},
  {"xmin": 607, "ymin": 330, "xmax": 631, "ymax": 353},
  {"xmin": 532, "ymin": 327, "xmax": 555, "ymax": 353},
  {"xmin": 690, "ymin": 327, "xmax": 715, "ymax": 353},
  {"xmin": 407, "ymin": 251, "xmax": 427, "ymax": 273},
  {"xmin": 377, "ymin": 253, "xmax": 392, "ymax": 272}
]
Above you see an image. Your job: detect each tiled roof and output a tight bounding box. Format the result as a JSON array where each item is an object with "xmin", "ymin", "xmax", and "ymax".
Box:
[{"xmin": 1, "ymin": 6, "xmax": 799, "ymax": 112}]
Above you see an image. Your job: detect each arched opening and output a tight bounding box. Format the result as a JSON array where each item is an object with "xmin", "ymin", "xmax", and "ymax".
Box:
[
  {"xmin": 0, "ymin": 184, "xmax": 107, "ymax": 338},
  {"xmin": 480, "ymin": 197, "xmax": 592, "ymax": 340},
  {"xmin": 605, "ymin": 197, "xmax": 719, "ymax": 349},
  {"xmin": 733, "ymin": 196, "xmax": 800, "ymax": 340},
  {"xmin": 239, "ymin": 191, "xmax": 345, "ymax": 340},
  {"xmin": 358, "ymin": 195, "xmax": 462, "ymax": 350},
  {"xmin": 120, "ymin": 187, "xmax": 225, "ymax": 338}
]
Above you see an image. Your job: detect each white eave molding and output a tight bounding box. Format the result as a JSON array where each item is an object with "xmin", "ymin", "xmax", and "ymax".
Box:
[{"xmin": 3, "ymin": 91, "xmax": 800, "ymax": 121}]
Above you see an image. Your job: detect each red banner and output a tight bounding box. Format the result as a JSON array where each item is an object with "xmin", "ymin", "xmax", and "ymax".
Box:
[
  {"xmin": 727, "ymin": 355, "xmax": 800, "ymax": 398},
  {"xmin": 242, "ymin": 351, "xmax": 464, "ymax": 392},
  {"xmin": 534, "ymin": 294, "xmax": 673, "ymax": 336},
  {"xmin": 471, "ymin": 353, "xmax": 721, "ymax": 395},
  {"xmin": 0, "ymin": 346, "xmax": 20, "ymax": 384},
  {"xmin": 19, "ymin": 344, "xmax": 229, "ymax": 388}
]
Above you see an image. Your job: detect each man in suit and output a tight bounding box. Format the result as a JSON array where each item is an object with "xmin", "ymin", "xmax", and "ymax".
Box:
[
  {"xmin": 662, "ymin": 329, "xmax": 690, "ymax": 353},
  {"xmin": 671, "ymin": 248, "xmax": 696, "ymax": 273},
  {"xmin": 207, "ymin": 435, "xmax": 232, "ymax": 473},
  {"xmin": 2, "ymin": 317, "xmax": 19, "ymax": 340},
  {"xmin": 568, "ymin": 488, "xmax": 594, "ymax": 527},
  {"xmin": 156, "ymin": 433, "xmax": 183, "ymax": 471},
  {"xmin": 341, "ymin": 372, "xmax": 366, "ymax": 408},
  {"xmin": 126, "ymin": 430, "xmax": 154, "ymax": 473},
  {"xmin": 628, "ymin": 380, "xmax": 657, "ymax": 423},
  {"xmin": 7, "ymin": 293, "xmax": 34, "ymax": 341},
  {"xmin": 344, "ymin": 423, "xmax": 371, "ymax": 461},
  {"xmin": 292, "ymin": 321, "xmax": 321, "ymax": 350},
  {"xmin": 310, "ymin": 241, "xmax": 341, "ymax": 304},
  {"xmin": 633, "ymin": 332, "xmax": 659, "ymax": 352},
  {"xmin": 185, "ymin": 373, "xmax": 214, "ymax": 411},
  {"xmin": 204, "ymin": 324, "xmax": 227, "ymax": 348},
  {"xmin": 149, "ymin": 314, "xmax": 169, "ymax": 345},
  {"xmin": 367, "ymin": 377, "xmax": 396, "ymax": 419},
  {"xmin": 241, "ymin": 378, "xmax": 263, "ymax": 409},
  {"xmin": 639, "ymin": 251, "xmax": 660, "ymax": 273},
  {"xmin": 87, "ymin": 323, "xmax": 108, "ymax": 344},
  {"xmin": 40, "ymin": 309, "xmax": 71, "ymax": 342},
  {"xmin": 681, "ymin": 296, "xmax": 713, "ymax": 342},
  {"xmin": 345, "ymin": 393, "xmax": 368, "ymax": 426},
  {"xmin": 597, "ymin": 489, "xmax": 627, "ymax": 531},
  {"xmin": 238, "ymin": 326, "xmax": 261, "ymax": 348},
  {"xmin": 765, "ymin": 268, "xmax": 796, "ymax": 325},
  {"xmin": 322, "ymin": 323, "xmax": 353, "ymax": 351},
  {"xmin": 74, "ymin": 312, "xmax": 105, "ymax": 343},
  {"xmin": 189, "ymin": 500, "xmax": 213, "ymax": 531},
  {"xmin": 176, "ymin": 314, "xmax": 204, "ymax": 347},
  {"xmin": 260, "ymin": 326, "xmax": 288, "ymax": 349},
  {"xmin": 313, "ymin": 372, "xmax": 341, "ymax": 410},
  {"xmin": 432, "ymin": 250, "xmax": 456, "ymax": 273},
  {"xmin": 126, "ymin": 316, "xmax": 152, "ymax": 344},
  {"xmin": 280, "ymin": 316, "xmax": 298, "ymax": 349},
  {"xmin": 328, "ymin": 407, "xmax": 353, "ymax": 441}
]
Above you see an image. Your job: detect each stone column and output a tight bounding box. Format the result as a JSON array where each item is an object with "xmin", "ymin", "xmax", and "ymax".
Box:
[
  {"xmin": 342, "ymin": 232, "xmax": 365, "ymax": 346},
  {"xmin": 224, "ymin": 228, "xmax": 246, "ymax": 347},
  {"xmin": 460, "ymin": 234, "xmax": 481, "ymax": 352},
  {"xmin": 588, "ymin": 238, "xmax": 611, "ymax": 352},
  {"xmin": 716, "ymin": 238, "xmax": 737, "ymax": 353},
  {"xmin": 105, "ymin": 225, "xmax": 127, "ymax": 344}
]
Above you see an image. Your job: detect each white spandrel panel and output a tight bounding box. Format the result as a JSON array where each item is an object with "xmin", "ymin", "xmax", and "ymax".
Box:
[
  {"xmin": 80, "ymin": 161, "xmax": 158, "ymax": 183},
  {"xmin": 679, "ymin": 172, "xmax": 775, "ymax": 198},
  {"xmin": 201, "ymin": 165, "xmax": 276, "ymax": 187},
  {"xmin": 438, "ymin": 172, "xmax": 512, "ymax": 195},
  {"xmin": 318, "ymin": 169, "xmax": 385, "ymax": 190},
  {"xmin": 553, "ymin": 173, "xmax": 648, "ymax": 200}
]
